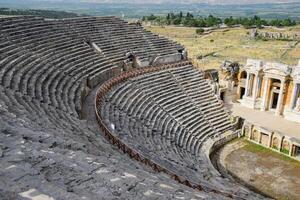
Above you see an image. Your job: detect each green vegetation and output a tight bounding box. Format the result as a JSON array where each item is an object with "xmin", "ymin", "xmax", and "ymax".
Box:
[
  {"xmin": 196, "ymin": 28, "xmax": 205, "ymax": 35},
  {"xmin": 242, "ymin": 139, "xmax": 300, "ymax": 167},
  {"xmin": 0, "ymin": 8, "xmax": 82, "ymax": 19},
  {"xmin": 243, "ymin": 140, "xmax": 268, "ymax": 153},
  {"xmin": 281, "ymin": 148, "xmax": 290, "ymax": 155},
  {"xmin": 143, "ymin": 13, "xmax": 297, "ymax": 28},
  {"xmin": 142, "ymin": 13, "xmax": 221, "ymax": 27},
  {"xmin": 224, "ymin": 15, "xmax": 296, "ymax": 28}
]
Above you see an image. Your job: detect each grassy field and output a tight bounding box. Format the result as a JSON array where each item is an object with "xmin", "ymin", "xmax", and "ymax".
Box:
[{"xmin": 146, "ymin": 26, "xmax": 300, "ymax": 70}]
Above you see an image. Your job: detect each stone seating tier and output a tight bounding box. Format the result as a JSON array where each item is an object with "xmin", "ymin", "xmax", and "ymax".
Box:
[
  {"xmin": 96, "ymin": 64, "xmax": 262, "ymax": 199},
  {"xmin": 0, "ymin": 16, "xmax": 262, "ymax": 199}
]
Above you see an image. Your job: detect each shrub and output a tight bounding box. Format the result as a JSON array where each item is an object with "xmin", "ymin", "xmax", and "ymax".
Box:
[
  {"xmin": 196, "ymin": 28, "xmax": 205, "ymax": 35},
  {"xmin": 196, "ymin": 55, "xmax": 203, "ymax": 59}
]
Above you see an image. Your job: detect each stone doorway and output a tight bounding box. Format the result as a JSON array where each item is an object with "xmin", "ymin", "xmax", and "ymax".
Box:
[
  {"xmin": 295, "ymin": 146, "xmax": 300, "ymax": 158},
  {"xmin": 220, "ymin": 91, "xmax": 225, "ymax": 101},
  {"xmin": 270, "ymin": 92, "xmax": 279, "ymax": 110},
  {"xmin": 240, "ymin": 87, "xmax": 245, "ymax": 99},
  {"xmin": 261, "ymin": 133, "xmax": 269, "ymax": 146},
  {"xmin": 267, "ymin": 79, "xmax": 281, "ymax": 112}
]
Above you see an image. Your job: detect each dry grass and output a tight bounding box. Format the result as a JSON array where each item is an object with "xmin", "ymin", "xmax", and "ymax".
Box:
[{"xmin": 146, "ymin": 25, "xmax": 300, "ymax": 70}]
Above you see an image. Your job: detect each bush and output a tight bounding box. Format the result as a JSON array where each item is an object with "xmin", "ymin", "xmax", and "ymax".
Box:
[
  {"xmin": 196, "ymin": 55, "xmax": 203, "ymax": 59},
  {"xmin": 196, "ymin": 28, "xmax": 205, "ymax": 35},
  {"xmin": 210, "ymin": 39, "xmax": 214, "ymax": 42}
]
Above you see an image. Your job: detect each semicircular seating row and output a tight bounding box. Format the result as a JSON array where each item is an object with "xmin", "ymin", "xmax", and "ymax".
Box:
[
  {"xmin": 0, "ymin": 16, "xmax": 262, "ymax": 199},
  {"xmin": 99, "ymin": 64, "xmax": 260, "ymax": 198},
  {"xmin": 1, "ymin": 73, "xmax": 226, "ymax": 199},
  {"xmin": 0, "ymin": 16, "xmax": 183, "ymax": 117},
  {"xmin": 0, "ymin": 16, "xmax": 215, "ymax": 199}
]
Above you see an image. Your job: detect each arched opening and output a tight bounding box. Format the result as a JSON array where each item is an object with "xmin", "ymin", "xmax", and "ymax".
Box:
[
  {"xmin": 240, "ymin": 71, "xmax": 247, "ymax": 79},
  {"xmin": 281, "ymin": 139, "xmax": 290, "ymax": 154},
  {"xmin": 220, "ymin": 91, "xmax": 225, "ymax": 101},
  {"xmin": 239, "ymin": 71, "xmax": 247, "ymax": 99},
  {"xmin": 260, "ymin": 133, "xmax": 269, "ymax": 146},
  {"xmin": 272, "ymin": 137, "xmax": 279, "ymax": 150},
  {"xmin": 269, "ymin": 79, "xmax": 281, "ymax": 110},
  {"xmin": 243, "ymin": 125, "xmax": 250, "ymax": 138}
]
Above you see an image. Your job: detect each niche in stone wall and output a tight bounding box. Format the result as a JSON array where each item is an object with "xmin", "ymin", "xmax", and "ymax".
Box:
[
  {"xmin": 252, "ymin": 129, "xmax": 260, "ymax": 142},
  {"xmin": 281, "ymin": 139, "xmax": 290, "ymax": 154},
  {"xmin": 261, "ymin": 133, "xmax": 269, "ymax": 146},
  {"xmin": 243, "ymin": 125, "xmax": 250, "ymax": 138},
  {"xmin": 272, "ymin": 136, "xmax": 280, "ymax": 150}
]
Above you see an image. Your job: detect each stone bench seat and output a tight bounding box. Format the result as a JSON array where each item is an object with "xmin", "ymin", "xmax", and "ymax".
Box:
[
  {"xmin": 106, "ymin": 101, "xmax": 200, "ymax": 163},
  {"xmin": 102, "ymin": 100, "xmax": 229, "ymax": 191}
]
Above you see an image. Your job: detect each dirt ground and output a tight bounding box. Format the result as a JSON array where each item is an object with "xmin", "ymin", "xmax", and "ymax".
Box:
[{"xmin": 217, "ymin": 139, "xmax": 300, "ymax": 200}]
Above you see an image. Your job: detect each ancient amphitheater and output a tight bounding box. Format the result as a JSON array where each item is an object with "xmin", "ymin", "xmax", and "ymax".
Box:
[{"xmin": 0, "ymin": 16, "xmax": 265, "ymax": 199}]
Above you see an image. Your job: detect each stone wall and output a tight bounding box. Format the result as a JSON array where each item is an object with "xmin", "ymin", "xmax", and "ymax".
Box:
[
  {"xmin": 242, "ymin": 120, "xmax": 300, "ymax": 160},
  {"xmin": 250, "ymin": 29, "xmax": 300, "ymax": 41}
]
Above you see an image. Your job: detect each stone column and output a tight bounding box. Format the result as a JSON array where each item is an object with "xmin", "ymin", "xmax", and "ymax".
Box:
[
  {"xmin": 275, "ymin": 80, "xmax": 285, "ymax": 116},
  {"xmin": 252, "ymin": 74, "xmax": 258, "ymax": 100},
  {"xmin": 289, "ymin": 144, "xmax": 293, "ymax": 156},
  {"xmin": 244, "ymin": 72, "xmax": 250, "ymax": 97},
  {"xmin": 259, "ymin": 132, "xmax": 262, "ymax": 144},
  {"xmin": 289, "ymin": 83, "xmax": 298, "ymax": 110},
  {"xmin": 278, "ymin": 137, "xmax": 284, "ymax": 152},
  {"xmin": 257, "ymin": 76, "xmax": 262, "ymax": 98},
  {"xmin": 268, "ymin": 133, "xmax": 273, "ymax": 148},
  {"xmin": 261, "ymin": 77, "xmax": 270, "ymax": 111}
]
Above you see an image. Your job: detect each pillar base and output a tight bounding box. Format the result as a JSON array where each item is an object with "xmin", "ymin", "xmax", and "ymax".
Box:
[{"xmin": 260, "ymin": 107, "xmax": 266, "ymax": 112}]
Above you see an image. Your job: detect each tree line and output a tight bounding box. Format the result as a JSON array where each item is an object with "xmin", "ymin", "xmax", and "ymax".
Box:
[{"xmin": 142, "ymin": 12, "xmax": 297, "ymax": 28}]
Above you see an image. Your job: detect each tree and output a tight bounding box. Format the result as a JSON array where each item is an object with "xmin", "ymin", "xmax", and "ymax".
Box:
[
  {"xmin": 186, "ymin": 12, "xmax": 194, "ymax": 19},
  {"xmin": 179, "ymin": 11, "xmax": 183, "ymax": 19},
  {"xmin": 224, "ymin": 16, "xmax": 235, "ymax": 26},
  {"xmin": 141, "ymin": 12, "xmax": 297, "ymax": 28},
  {"xmin": 173, "ymin": 18, "xmax": 181, "ymax": 25}
]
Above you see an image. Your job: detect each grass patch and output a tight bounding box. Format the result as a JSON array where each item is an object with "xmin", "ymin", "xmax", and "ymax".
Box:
[
  {"xmin": 243, "ymin": 139, "xmax": 269, "ymax": 153},
  {"xmin": 272, "ymin": 145, "xmax": 278, "ymax": 150},
  {"xmin": 242, "ymin": 139, "xmax": 300, "ymax": 167},
  {"xmin": 281, "ymin": 148, "xmax": 289, "ymax": 155}
]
